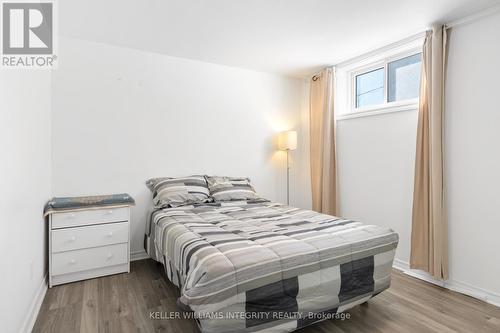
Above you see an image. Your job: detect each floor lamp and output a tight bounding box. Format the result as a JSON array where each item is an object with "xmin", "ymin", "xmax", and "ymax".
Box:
[{"xmin": 278, "ymin": 131, "xmax": 297, "ymax": 205}]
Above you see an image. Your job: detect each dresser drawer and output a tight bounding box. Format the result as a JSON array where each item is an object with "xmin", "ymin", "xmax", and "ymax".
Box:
[
  {"xmin": 51, "ymin": 207, "xmax": 129, "ymax": 229},
  {"xmin": 52, "ymin": 243, "xmax": 128, "ymax": 276},
  {"xmin": 52, "ymin": 222, "xmax": 128, "ymax": 253}
]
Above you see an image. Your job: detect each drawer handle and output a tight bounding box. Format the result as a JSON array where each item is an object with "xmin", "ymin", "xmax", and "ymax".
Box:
[
  {"xmin": 69, "ymin": 236, "xmax": 76, "ymax": 242},
  {"xmin": 106, "ymin": 253, "xmax": 113, "ymax": 259},
  {"xmin": 105, "ymin": 210, "xmax": 114, "ymax": 215},
  {"xmin": 69, "ymin": 259, "xmax": 76, "ymax": 265},
  {"xmin": 69, "ymin": 213, "xmax": 76, "ymax": 219},
  {"xmin": 107, "ymin": 231, "xmax": 113, "ymax": 237}
]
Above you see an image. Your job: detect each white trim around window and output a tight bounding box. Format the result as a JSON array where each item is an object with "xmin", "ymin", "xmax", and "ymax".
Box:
[{"xmin": 335, "ymin": 35, "xmax": 424, "ymax": 120}]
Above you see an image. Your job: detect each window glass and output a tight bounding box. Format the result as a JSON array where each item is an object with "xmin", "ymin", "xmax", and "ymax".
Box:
[
  {"xmin": 387, "ymin": 53, "xmax": 422, "ymax": 102},
  {"xmin": 355, "ymin": 68, "xmax": 384, "ymax": 108}
]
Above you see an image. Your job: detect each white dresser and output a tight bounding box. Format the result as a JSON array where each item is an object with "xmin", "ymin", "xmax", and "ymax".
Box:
[{"xmin": 48, "ymin": 206, "xmax": 132, "ymax": 287}]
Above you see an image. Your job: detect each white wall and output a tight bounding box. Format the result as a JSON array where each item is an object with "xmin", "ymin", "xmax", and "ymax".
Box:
[
  {"xmin": 293, "ymin": 83, "xmax": 312, "ymax": 209},
  {"xmin": 0, "ymin": 71, "xmax": 51, "ymax": 332},
  {"xmin": 336, "ymin": 110, "xmax": 418, "ymax": 263},
  {"xmin": 51, "ymin": 37, "xmax": 310, "ymax": 256},
  {"xmin": 446, "ymin": 11, "xmax": 500, "ymax": 296},
  {"xmin": 336, "ymin": 9, "xmax": 500, "ymax": 300}
]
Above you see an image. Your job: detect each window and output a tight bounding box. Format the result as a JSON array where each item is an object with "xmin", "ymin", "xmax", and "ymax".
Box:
[
  {"xmin": 351, "ymin": 51, "xmax": 422, "ymax": 113},
  {"xmin": 355, "ymin": 68, "xmax": 384, "ymax": 108},
  {"xmin": 388, "ymin": 53, "xmax": 422, "ymax": 102}
]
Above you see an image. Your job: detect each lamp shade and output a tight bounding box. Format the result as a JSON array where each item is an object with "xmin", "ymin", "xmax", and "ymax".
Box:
[{"xmin": 278, "ymin": 130, "xmax": 297, "ymax": 151}]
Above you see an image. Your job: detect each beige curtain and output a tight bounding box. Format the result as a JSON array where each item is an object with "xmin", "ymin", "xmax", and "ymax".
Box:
[
  {"xmin": 309, "ymin": 67, "xmax": 338, "ymax": 216},
  {"xmin": 410, "ymin": 26, "xmax": 448, "ymax": 280}
]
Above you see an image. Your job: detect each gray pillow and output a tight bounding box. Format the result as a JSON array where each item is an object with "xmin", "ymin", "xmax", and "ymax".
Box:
[
  {"xmin": 206, "ymin": 176, "xmax": 259, "ymax": 201},
  {"xmin": 146, "ymin": 175, "xmax": 210, "ymax": 207}
]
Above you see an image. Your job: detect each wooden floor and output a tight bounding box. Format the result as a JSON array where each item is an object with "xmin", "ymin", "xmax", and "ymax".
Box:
[{"xmin": 33, "ymin": 259, "xmax": 500, "ymax": 333}]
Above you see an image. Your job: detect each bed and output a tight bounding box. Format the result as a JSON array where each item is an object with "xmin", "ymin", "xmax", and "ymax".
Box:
[{"xmin": 144, "ymin": 198, "xmax": 398, "ymax": 333}]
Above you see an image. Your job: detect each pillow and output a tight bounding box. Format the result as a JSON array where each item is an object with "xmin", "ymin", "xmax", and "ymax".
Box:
[
  {"xmin": 146, "ymin": 175, "xmax": 210, "ymax": 207},
  {"xmin": 206, "ymin": 176, "xmax": 259, "ymax": 201}
]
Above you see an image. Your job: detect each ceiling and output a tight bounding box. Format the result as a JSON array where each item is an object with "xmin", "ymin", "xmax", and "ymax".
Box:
[{"xmin": 59, "ymin": 0, "xmax": 500, "ymax": 77}]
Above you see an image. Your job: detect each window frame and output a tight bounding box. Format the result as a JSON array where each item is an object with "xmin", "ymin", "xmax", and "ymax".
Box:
[
  {"xmin": 349, "ymin": 47, "xmax": 422, "ymax": 116},
  {"xmin": 351, "ymin": 62, "xmax": 386, "ymax": 110}
]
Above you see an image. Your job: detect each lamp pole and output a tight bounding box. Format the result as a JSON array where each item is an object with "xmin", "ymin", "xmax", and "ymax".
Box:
[
  {"xmin": 286, "ymin": 149, "xmax": 290, "ymax": 205},
  {"xmin": 278, "ymin": 130, "xmax": 296, "ymax": 206}
]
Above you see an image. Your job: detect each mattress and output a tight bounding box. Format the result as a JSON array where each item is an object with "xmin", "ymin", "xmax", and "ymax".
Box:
[{"xmin": 144, "ymin": 200, "xmax": 398, "ymax": 333}]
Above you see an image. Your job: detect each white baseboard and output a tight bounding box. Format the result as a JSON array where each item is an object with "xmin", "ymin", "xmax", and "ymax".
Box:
[
  {"xmin": 131, "ymin": 250, "xmax": 150, "ymax": 261},
  {"xmin": 393, "ymin": 259, "xmax": 500, "ymax": 308},
  {"xmin": 20, "ymin": 251, "xmax": 149, "ymax": 332},
  {"xmin": 20, "ymin": 275, "xmax": 47, "ymax": 333}
]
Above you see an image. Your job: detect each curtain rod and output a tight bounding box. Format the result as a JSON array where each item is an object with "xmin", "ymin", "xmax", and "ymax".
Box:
[
  {"xmin": 333, "ymin": 30, "xmax": 426, "ymax": 69},
  {"xmin": 309, "ymin": 4, "xmax": 500, "ymax": 80},
  {"xmin": 445, "ymin": 4, "xmax": 500, "ymax": 29}
]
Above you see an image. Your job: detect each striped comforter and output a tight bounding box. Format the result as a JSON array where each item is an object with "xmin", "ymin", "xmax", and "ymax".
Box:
[{"xmin": 145, "ymin": 200, "xmax": 398, "ymax": 333}]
